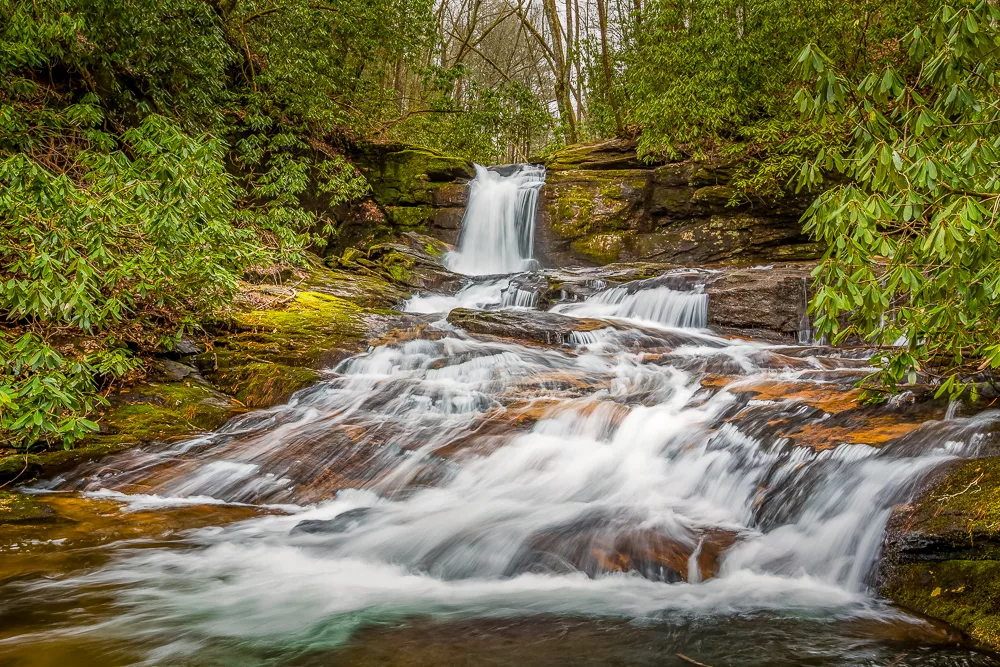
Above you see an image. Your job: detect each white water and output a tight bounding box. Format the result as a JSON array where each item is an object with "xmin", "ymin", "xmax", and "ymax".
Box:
[
  {"xmin": 405, "ymin": 277, "xmax": 535, "ymax": 314},
  {"xmin": 551, "ymin": 284, "xmax": 709, "ymax": 328},
  {"xmin": 26, "ymin": 313, "xmax": 997, "ymax": 663},
  {"xmin": 445, "ymin": 164, "xmax": 545, "ymax": 275}
]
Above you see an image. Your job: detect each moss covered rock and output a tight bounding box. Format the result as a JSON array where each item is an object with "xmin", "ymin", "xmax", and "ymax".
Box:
[
  {"xmin": 881, "ymin": 455, "xmax": 1000, "ymax": 648},
  {"xmin": 0, "ymin": 490, "xmax": 58, "ymax": 524},
  {"xmin": 0, "ymin": 379, "xmax": 243, "ymax": 483},
  {"xmin": 348, "ymin": 143, "xmax": 474, "ymax": 244},
  {"xmin": 537, "ymin": 142, "xmax": 822, "ymax": 268},
  {"xmin": 357, "ymin": 146, "xmax": 474, "ymax": 207},
  {"xmin": 199, "ymin": 270, "xmax": 404, "ymax": 407}
]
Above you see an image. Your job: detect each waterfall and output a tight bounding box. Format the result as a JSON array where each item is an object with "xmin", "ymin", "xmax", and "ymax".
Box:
[
  {"xmin": 445, "ymin": 164, "xmax": 545, "ymax": 276},
  {"xmin": 551, "ymin": 284, "xmax": 709, "ymax": 328}
]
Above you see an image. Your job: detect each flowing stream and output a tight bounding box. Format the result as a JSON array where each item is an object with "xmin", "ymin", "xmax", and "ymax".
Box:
[{"xmin": 1, "ymin": 165, "xmax": 998, "ymax": 666}]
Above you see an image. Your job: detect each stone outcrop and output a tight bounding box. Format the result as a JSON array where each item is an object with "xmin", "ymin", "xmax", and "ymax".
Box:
[
  {"xmin": 536, "ymin": 139, "xmax": 824, "ymax": 267},
  {"xmin": 342, "ymin": 140, "xmax": 823, "ymax": 269},
  {"xmin": 880, "ymin": 453, "xmax": 1000, "ymax": 649},
  {"xmin": 705, "ymin": 265, "xmax": 813, "ymax": 341},
  {"xmin": 346, "ymin": 143, "xmax": 475, "ymax": 247}
]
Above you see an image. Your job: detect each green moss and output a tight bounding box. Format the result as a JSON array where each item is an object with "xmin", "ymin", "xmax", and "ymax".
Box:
[
  {"xmin": 363, "ymin": 148, "xmax": 473, "ymax": 207},
  {"xmin": 0, "ymin": 491, "xmax": 56, "ymax": 524},
  {"xmin": 201, "ymin": 292, "xmax": 362, "ymax": 403},
  {"xmin": 306, "ymin": 264, "xmax": 407, "ymax": 309},
  {"xmin": 885, "ymin": 560, "xmax": 1000, "ymax": 649},
  {"xmin": 908, "ymin": 457, "xmax": 1000, "ymax": 537},
  {"xmin": 384, "ymin": 205, "xmax": 435, "ymax": 229},
  {"xmin": 0, "ymin": 380, "xmax": 241, "ymax": 484},
  {"xmin": 550, "ymin": 186, "xmax": 595, "ymax": 238},
  {"xmin": 546, "ymin": 172, "xmax": 648, "ymax": 241},
  {"xmin": 571, "ymin": 232, "xmax": 634, "ymax": 264},
  {"xmin": 100, "ymin": 381, "xmax": 240, "ymax": 438},
  {"xmin": 207, "ymin": 361, "xmax": 322, "ymax": 408}
]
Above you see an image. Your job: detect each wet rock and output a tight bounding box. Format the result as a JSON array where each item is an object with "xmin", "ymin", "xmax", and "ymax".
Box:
[
  {"xmin": 0, "ymin": 491, "xmax": 59, "ymax": 524},
  {"xmin": 505, "ymin": 513, "xmax": 738, "ymax": 582},
  {"xmin": 291, "ymin": 508, "xmax": 373, "ymax": 536},
  {"xmin": 446, "ymin": 308, "xmax": 609, "ymax": 346},
  {"xmin": 705, "ymin": 266, "xmax": 813, "ymax": 341}
]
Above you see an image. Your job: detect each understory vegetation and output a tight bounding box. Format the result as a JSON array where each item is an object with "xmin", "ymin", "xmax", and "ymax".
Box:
[{"xmin": 2, "ymin": 0, "xmax": 999, "ymax": 451}]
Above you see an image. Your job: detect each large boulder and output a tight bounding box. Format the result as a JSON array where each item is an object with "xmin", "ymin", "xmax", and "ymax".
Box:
[{"xmin": 705, "ymin": 265, "xmax": 813, "ymax": 341}]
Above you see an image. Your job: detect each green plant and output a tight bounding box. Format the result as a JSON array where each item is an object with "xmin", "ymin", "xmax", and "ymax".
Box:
[{"xmin": 796, "ymin": 0, "xmax": 1000, "ymax": 399}]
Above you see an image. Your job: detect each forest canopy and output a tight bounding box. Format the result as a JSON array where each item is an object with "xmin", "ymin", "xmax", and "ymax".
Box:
[{"xmin": 2, "ymin": 0, "xmax": 999, "ymax": 450}]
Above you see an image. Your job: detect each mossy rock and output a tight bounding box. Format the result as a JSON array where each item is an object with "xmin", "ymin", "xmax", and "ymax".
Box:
[
  {"xmin": 908, "ymin": 457, "xmax": 1000, "ymax": 536},
  {"xmin": 881, "ymin": 455, "xmax": 1000, "ymax": 649},
  {"xmin": 0, "ymin": 380, "xmax": 242, "ymax": 484},
  {"xmin": 202, "ymin": 361, "xmax": 323, "ymax": 409},
  {"xmin": 201, "ymin": 290, "xmax": 371, "ymax": 406},
  {"xmin": 542, "ymin": 139, "xmax": 654, "ymax": 171},
  {"xmin": 0, "ymin": 491, "xmax": 58, "ymax": 524},
  {"xmin": 544, "ymin": 171, "xmax": 648, "ymax": 241},
  {"xmin": 384, "ymin": 205, "xmax": 436, "ymax": 230},
  {"xmin": 100, "ymin": 380, "xmax": 241, "ymax": 438},
  {"xmin": 357, "ymin": 146, "xmax": 474, "ymax": 207},
  {"xmin": 884, "ymin": 560, "xmax": 1000, "ymax": 648},
  {"xmin": 570, "ymin": 232, "xmax": 635, "ymax": 265}
]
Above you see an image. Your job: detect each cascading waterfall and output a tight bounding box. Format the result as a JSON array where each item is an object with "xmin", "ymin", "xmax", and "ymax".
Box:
[
  {"xmin": 551, "ymin": 284, "xmax": 709, "ymax": 328},
  {"xmin": 445, "ymin": 164, "xmax": 545, "ymax": 276}
]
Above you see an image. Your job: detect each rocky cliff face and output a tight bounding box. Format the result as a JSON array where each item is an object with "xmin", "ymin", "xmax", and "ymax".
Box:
[
  {"xmin": 339, "ymin": 143, "xmax": 474, "ymax": 250},
  {"xmin": 345, "ymin": 139, "xmax": 823, "ymax": 267},
  {"xmin": 536, "ymin": 139, "xmax": 824, "ymax": 267}
]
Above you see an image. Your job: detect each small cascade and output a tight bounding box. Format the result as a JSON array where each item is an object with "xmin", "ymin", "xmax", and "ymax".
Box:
[
  {"xmin": 446, "ymin": 164, "xmax": 545, "ymax": 276},
  {"xmin": 551, "ymin": 284, "xmax": 708, "ymax": 328}
]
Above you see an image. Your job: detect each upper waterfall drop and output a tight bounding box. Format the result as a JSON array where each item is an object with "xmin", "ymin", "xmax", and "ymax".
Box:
[{"xmin": 445, "ymin": 163, "xmax": 545, "ymax": 276}]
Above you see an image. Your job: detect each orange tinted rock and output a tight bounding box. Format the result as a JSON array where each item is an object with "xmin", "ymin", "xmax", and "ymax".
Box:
[
  {"xmin": 727, "ymin": 379, "xmax": 862, "ymax": 415},
  {"xmin": 784, "ymin": 415, "xmax": 923, "ymax": 451}
]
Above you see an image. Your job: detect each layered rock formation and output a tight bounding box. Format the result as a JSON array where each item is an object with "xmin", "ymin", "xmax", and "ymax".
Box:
[
  {"xmin": 346, "ymin": 139, "xmax": 823, "ymax": 267},
  {"xmin": 536, "ymin": 139, "xmax": 823, "ymax": 267},
  {"xmin": 344, "ymin": 143, "xmax": 475, "ymax": 247}
]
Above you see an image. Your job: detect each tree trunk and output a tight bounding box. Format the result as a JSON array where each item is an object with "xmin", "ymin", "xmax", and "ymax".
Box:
[
  {"xmin": 542, "ymin": 0, "xmax": 577, "ymax": 142},
  {"xmin": 596, "ymin": 0, "xmax": 623, "ymax": 134}
]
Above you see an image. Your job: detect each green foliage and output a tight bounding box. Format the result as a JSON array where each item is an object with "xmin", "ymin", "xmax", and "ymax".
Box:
[
  {"xmin": 625, "ymin": 0, "xmax": 925, "ymax": 190},
  {"xmin": 797, "ymin": 0, "xmax": 1000, "ymax": 399},
  {"xmin": 387, "ymin": 68, "xmax": 553, "ymax": 164},
  {"xmin": 1, "ymin": 114, "xmax": 255, "ymax": 331},
  {"xmin": 0, "ymin": 0, "xmax": 440, "ymax": 450},
  {"xmin": 0, "ymin": 112, "xmax": 262, "ymax": 449},
  {"xmin": 0, "ymin": 333, "xmax": 143, "ymax": 450}
]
